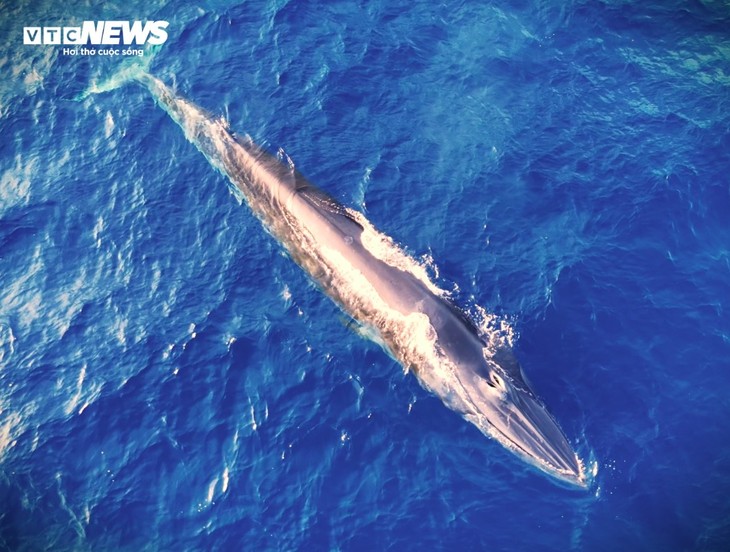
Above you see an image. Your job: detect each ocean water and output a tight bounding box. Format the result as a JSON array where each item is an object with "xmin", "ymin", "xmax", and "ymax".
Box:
[{"xmin": 1, "ymin": 0, "xmax": 729, "ymax": 550}]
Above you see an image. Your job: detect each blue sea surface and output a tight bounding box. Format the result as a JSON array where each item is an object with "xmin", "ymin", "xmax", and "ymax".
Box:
[{"xmin": 1, "ymin": 0, "xmax": 729, "ymax": 550}]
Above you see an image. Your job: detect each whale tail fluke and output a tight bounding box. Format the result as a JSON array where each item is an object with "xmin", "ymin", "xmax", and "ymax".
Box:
[{"xmin": 74, "ymin": 52, "xmax": 157, "ymax": 101}]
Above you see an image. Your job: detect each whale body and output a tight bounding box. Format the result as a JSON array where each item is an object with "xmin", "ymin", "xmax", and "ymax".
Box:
[{"xmin": 136, "ymin": 74, "xmax": 586, "ymax": 487}]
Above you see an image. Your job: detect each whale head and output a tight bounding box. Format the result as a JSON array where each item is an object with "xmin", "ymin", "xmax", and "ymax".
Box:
[{"xmin": 461, "ymin": 351, "xmax": 586, "ymax": 488}]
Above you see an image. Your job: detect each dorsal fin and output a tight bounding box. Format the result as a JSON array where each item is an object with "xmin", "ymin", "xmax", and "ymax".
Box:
[{"xmin": 296, "ymin": 184, "xmax": 364, "ymax": 233}]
